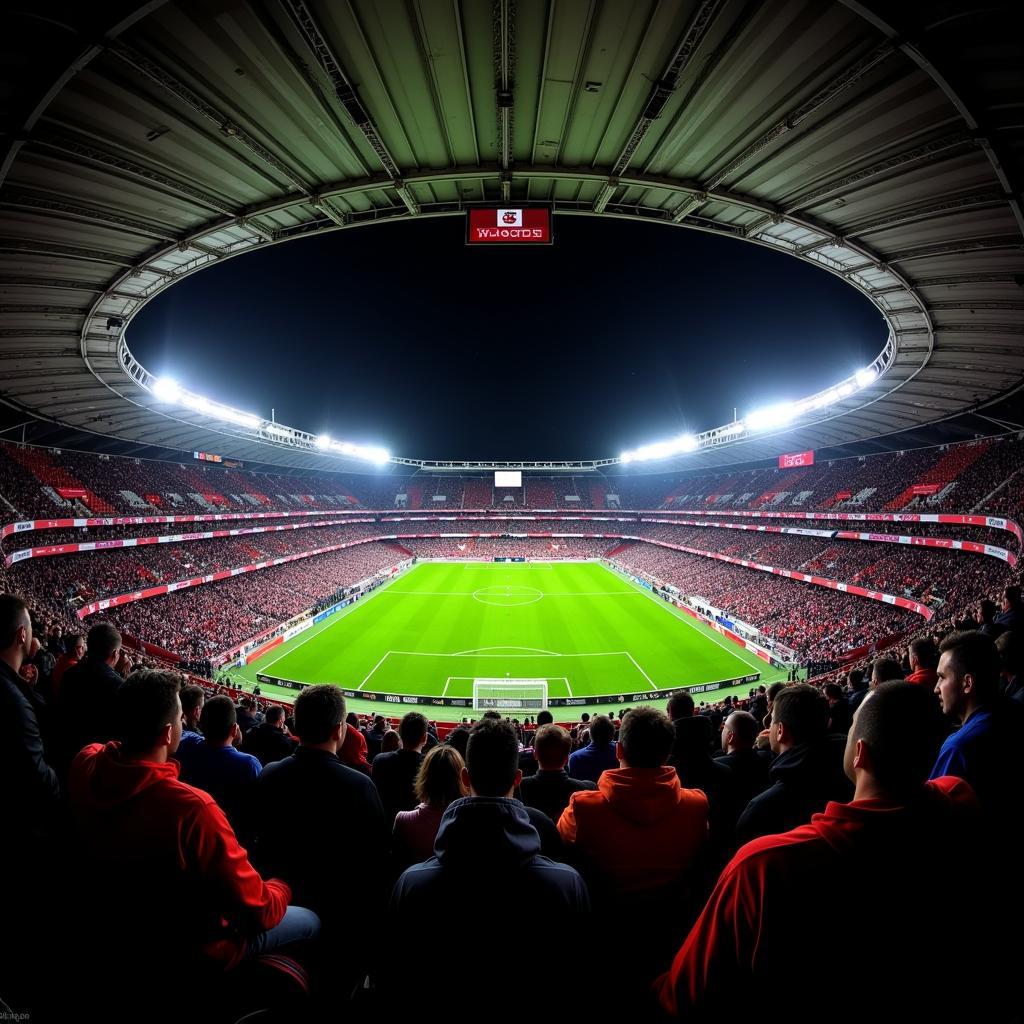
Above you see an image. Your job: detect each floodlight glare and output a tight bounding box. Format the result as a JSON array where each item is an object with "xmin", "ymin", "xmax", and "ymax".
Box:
[
  {"xmin": 153, "ymin": 377, "xmax": 180, "ymax": 402},
  {"xmin": 745, "ymin": 403, "xmax": 795, "ymax": 431},
  {"xmin": 837, "ymin": 382, "xmax": 856, "ymax": 398},
  {"xmin": 677, "ymin": 434, "xmax": 699, "ymax": 453},
  {"xmin": 855, "ymin": 367, "xmax": 877, "ymax": 387},
  {"xmin": 620, "ymin": 451, "xmax": 635, "ymax": 464},
  {"xmin": 316, "ymin": 434, "xmax": 332, "ymax": 450}
]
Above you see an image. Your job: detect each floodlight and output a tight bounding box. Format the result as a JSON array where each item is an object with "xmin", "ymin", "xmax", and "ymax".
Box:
[
  {"xmin": 745, "ymin": 403, "xmax": 795, "ymax": 431},
  {"xmin": 316, "ymin": 434, "xmax": 332, "ymax": 450},
  {"xmin": 837, "ymin": 382, "xmax": 856, "ymax": 398},
  {"xmin": 677, "ymin": 434, "xmax": 699, "ymax": 453},
  {"xmin": 153, "ymin": 377, "xmax": 180, "ymax": 402},
  {"xmin": 620, "ymin": 451, "xmax": 635, "ymax": 464},
  {"xmin": 855, "ymin": 367, "xmax": 877, "ymax": 387}
]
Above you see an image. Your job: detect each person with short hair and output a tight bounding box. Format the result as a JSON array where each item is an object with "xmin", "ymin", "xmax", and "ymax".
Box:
[
  {"xmin": 373, "ymin": 712, "xmax": 430, "ymax": 823},
  {"xmin": 253, "ymin": 685, "xmax": 385, "ymax": 976},
  {"xmin": 906, "ymin": 638, "xmax": 939, "ymax": 687},
  {"xmin": 51, "ymin": 633, "xmax": 85, "ymax": 699},
  {"xmin": 176, "ymin": 683, "xmax": 205, "ymax": 753},
  {"xmin": 70, "ymin": 669, "xmax": 316, "ymax": 989},
  {"xmin": 393, "ymin": 744, "xmax": 468, "ymax": 869},
  {"xmin": 519, "ymin": 724, "xmax": 597, "ymax": 823},
  {"xmin": 717, "ymin": 711, "xmax": 770, "ymax": 807},
  {"xmin": 243, "ymin": 703, "xmax": 297, "ymax": 766},
  {"xmin": 735, "ymin": 684, "xmax": 852, "ymax": 847},
  {"xmin": 824, "ymin": 681, "xmax": 852, "ymax": 734},
  {"xmin": 995, "ymin": 584, "xmax": 1022, "ymax": 631},
  {"xmin": 995, "ymin": 630, "xmax": 1024, "ymax": 702},
  {"xmin": 59, "ymin": 621, "xmax": 124, "ymax": 761},
  {"xmin": 655, "ymin": 682, "xmax": 1007, "ymax": 1020},
  {"xmin": 567, "ymin": 714, "xmax": 618, "ymax": 783},
  {"xmin": 558, "ymin": 707, "xmax": 708, "ymax": 904},
  {"xmin": 870, "ymin": 657, "xmax": 904, "ymax": 688}
]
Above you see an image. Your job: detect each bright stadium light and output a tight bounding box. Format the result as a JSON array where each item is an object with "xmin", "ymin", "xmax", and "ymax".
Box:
[
  {"xmin": 316, "ymin": 433, "xmax": 332, "ymax": 450},
  {"xmin": 855, "ymin": 366, "xmax": 878, "ymax": 387},
  {"xmin": 153, "ymin": 377, "xmax": 180, "ymax": 402},
  {"xmin": 620, "ymin": 450, "xmax": 635, "ymax": 464},
  {"xmin": 745, "ymin": 403, "xmax": 796, "ymax": 432},
  {"xmin": 677, "ymin": 433, "xmax": 699, "ymax": 453},
  {"xmin": 837, "ymin": 382, "xmax": 856, "ymax": 398}
]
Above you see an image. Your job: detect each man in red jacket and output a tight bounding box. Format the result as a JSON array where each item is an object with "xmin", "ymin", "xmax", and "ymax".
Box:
[
  {"xmin": 654, "ymin": 681, "xmax": 1007, "ymax": 1021},
  {"xmin": 70, "ymin": 669, "xmax": 319, "ymax": 977}
]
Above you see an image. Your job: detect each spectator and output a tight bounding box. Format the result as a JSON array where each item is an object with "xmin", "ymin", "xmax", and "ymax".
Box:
[
  {"xmin": 373, "ymin": 712, "xmax": 429, "ymax": 823},
  {"xmin": 69, "ymin": 669, "xmax": 317, "ymax": 992},
  {"xmin": 243, "ymin": 705, "xmax": 297, "ymax": 766},
  {"xmin": 59, "ymin": 621, "xmax": 124, "ymax": 762},
  {"xmin": 338, "ymin": 714, "xmax": 372, "ymax": 775},
  {"xmin": 996, "ymin": 630, "xmax": 1024, "ymax": 702},
  {"xmin": 519, "ymin": 724, "xmax": 596, "ymax": 824},
  {"xmin": 735, "ymin": 684, "xmax": 852, "ymax": 846},
  {"xmin": 824, "ymin": 681, "xmax": 852, "ymax": 734},
  {"xmin": 567, "ymin": 714, "xmax": 618, "ymax": 783},
  {"xmin": 253, "ymin": 685, "xmax": 386, "ymax": 980},
  {"xmin": 931, "ymin": 630, "xmax": 1024, "ymax": 823},
  {"xmin": 365, "ymin": 715, "xmax": 388, "ymax": 760},
  {"xmin": 51, "ymin": 632, "xmax": 85, "ymax": 699},
  {"xmin": 905, "ymin": 638, "xmax": 938, "ymax": 687},
  {"xmin": 177, "ymin": 695, "xmax": 261, "ymax": 835},
  {"xmin": 392, "ymin": 744, "xmax": 468, "ymax": 869},
  {"xmin": 558, "ymin": 707, "xmax": 708, "ymax": 904},
  {"xmin": 995, "ymin": 584, "xmax": 1022, "ymax": 631},
  {"xmin": 380, "ymin": 729, "xmax": 400, "ymax": 753},
  {"xmin": 236, "ymin": 696, "xmax": 259, "ymax": 735},
  {"xmin": 445, "ymin": 724, "xmax": 471, "ymax": 760},
  {"xmin": 389, "ymin": 718, "xmax": 589, "ymax": 1002},
  {"xmin": 654, "ymin": 683, "xmax": 1005, "ymax": 1020},
  {"xmin": 847, "ymin": 668, "xmax": 870, "ymax": 711},
  {"xmin": 870, "ymin": 657, "xmax": 904, "ymax": 687},
  {"xmin": 717, "ymin": 711, "xmax": 770, "ymax": 807},
  {"xmin": 177, "ymin": 683, "xmax": 205, "ymax": 753}
]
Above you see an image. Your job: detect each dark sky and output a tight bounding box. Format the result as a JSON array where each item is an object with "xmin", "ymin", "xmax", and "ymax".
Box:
[{"xmin": 128, "ymin": 215, "xmax": 887, "ymax": 462}]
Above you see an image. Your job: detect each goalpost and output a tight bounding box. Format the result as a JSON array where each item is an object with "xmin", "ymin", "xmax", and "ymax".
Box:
[{"xmin": 472, "ymin": 678, "xmax": 549, "ymax": 712}]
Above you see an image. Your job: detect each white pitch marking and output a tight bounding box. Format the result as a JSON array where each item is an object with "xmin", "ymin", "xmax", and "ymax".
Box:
[
  {"xmin": 357, "ymin": 651, "xmax": 392, "ymax": 690},
  {"xmin": 451, "ymin": 645, "xmax": 561, "ymax": 656},
  {"xmin": 623, "ymin": 651, "xmax": 658, "ymax": 691}
]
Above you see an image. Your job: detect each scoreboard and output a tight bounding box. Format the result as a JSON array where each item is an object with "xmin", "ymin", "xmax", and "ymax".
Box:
[{"xmin": 467, "ymin": 207, "xmax": 552, "ymax": 245}]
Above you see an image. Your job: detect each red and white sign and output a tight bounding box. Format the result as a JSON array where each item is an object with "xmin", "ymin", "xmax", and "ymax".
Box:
[
  {"xmin": 778, "ymin": 450, "xmax": 814, "ymax": 468},
  {"xmin": 912, "ymin": 483, "xmax": 941, "ymax": 495},
  {"xmin": 466, "ymin": 207, "xmax": 552, "ymax": 244}
]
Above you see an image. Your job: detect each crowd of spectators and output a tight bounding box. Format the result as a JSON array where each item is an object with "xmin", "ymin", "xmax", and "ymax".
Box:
[{"xmin": 3, "ymin": 590, "xmax": 1019, "ymax": 1021}]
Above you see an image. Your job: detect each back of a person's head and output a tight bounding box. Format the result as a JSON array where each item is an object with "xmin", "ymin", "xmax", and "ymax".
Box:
[
  {"xmin": 666, "ymin": 692, "xmax": 695, "ymax": 720},
  {"xmin": 871, "ymin": 658, "xmax": 904, "ymax": 684},
  {"xmin": 909, "ymin": 638, "xmax": 938, "ymax": 670},
  {"xmin": 589, "ymin": 714, "xmax": 614, "ymax": 745},
  {"xmin": 724, "ymin": 710, "xmax": 758, "ymax": 749},
  {"xmin": 114, "ymin": 668, "xmax": 181, "ymax": 754},
  {"xmin": 766, "ymin": 681, "xmax": 787, "ymax": 704},
  {"xmin": 852, "ymin": 681, "xmax": 945, "ymax": 795},
  {"xmin": 824, "ymin": 682, "xmax": 844, "ymax": 701},
  {"xmin": 179, "ymin": 683, "xmax": 204, "ymax": 718},
  {"xmin": 382, "ymin": 729, "xmax": 401, "ymax": 753},
  {"xmin": 533, "ymin": 724, "xmax": 572, "ymax": 769},
  {"xmin": 445, "ymin": 725, "xmax": 471, "ymax": 759},
  {"xmin": 414, "ymin": 744, "xmax": 467, "ymax": 809},
  {"xmin": 979, "ymin": 598, "xmax": 998, "ymax": 622},
  {"xmin": 1006, "ymin": 585, "xmax": 1022, "ymax": 607},
  {"xmin": 995, "ymin": 629, "xmax": 1022, "ymax": 675},
  {"xmin": 0, "ymin": 593, "xmax": 30, "ymax": 652},
  {"xmin": 536, "ymin": 709, "xmax": 554, "ymax": 727},
  {"xmin": 619, "ymin": 706, "xmax": 675, "ymax": 769},
  {"xmin": 399, "ymin": 711, "xmax": 429, "ymax": 748},
  {"xmin": 938, "ymin": 630, "xmax": 1000, "ymax": 701},
  {"xmin": 772, "ymin": 684, "xmax": 829, "ymax": 745},
  {"xmin": 465, "ymin": 717, "xmax": 519, "ymax": 796},
  {"xmin": 87, "ymin": 621, "xmax": 121, "ymax": 662},
  {"xmin": 199, "ymin": 695, "xmax": 237, "ymax": 744},
  {"xmin": 293, "ymin": 683, "xmax": 345, "ymax": 744},
  {"xmin": 848, "ymin": 668, "xmax": 865, "ymax": 689},
  {"xmin": 265, "ymin": 705, "xmax": 285, "ymax": 726}
]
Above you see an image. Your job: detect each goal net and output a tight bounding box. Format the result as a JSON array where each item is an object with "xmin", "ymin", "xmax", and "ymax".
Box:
[{"xmin": 472, "ymin": 678, "xmax": 549, "ymax": 712}]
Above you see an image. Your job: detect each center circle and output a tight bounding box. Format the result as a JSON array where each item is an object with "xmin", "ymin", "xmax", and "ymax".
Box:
[{"xmin": 472, "ymin": 585, "xmax": 544, "ymax": 607}]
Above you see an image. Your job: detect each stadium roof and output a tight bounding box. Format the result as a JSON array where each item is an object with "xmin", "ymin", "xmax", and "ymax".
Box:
[{"xmin": 2, "ymin": 0, "xmax": 1022, "ymax": 473}]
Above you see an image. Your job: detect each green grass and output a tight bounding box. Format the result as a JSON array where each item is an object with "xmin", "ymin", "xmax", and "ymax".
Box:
[{"xmin": 238, "ymin": 561, "xmax": 787, "ymax": 716}]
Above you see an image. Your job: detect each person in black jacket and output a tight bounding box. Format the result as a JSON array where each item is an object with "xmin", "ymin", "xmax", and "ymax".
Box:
[
  {"xmin": 253, "ymin": 684, "xmax": 387, "ymax": 986},
  {"xmin": 716, "ymin": 711, "xmax": 771, "ymax": 808},
  {"xmin": 519, "ymin": 723, "xmax": 596, "ymax": 823},
  {"xmin": 243, "ymin": 704, "xmax": 297, "ymax": 766},
  {"xmin": 372, "ymin": 712, "xmax": 429, "ymax": 823},
  {"xmin": 736, "ymin": 683, "xmax": 853, "ymax": 847}
]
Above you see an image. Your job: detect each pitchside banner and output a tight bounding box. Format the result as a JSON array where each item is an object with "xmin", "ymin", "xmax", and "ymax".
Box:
[
  {"xmin": 779, "ymin": 450, "xmax": 814, "ymax": 468},
  {"xmin": 466, "ymin": 207, "xmax": 552, "ymax": 244}
]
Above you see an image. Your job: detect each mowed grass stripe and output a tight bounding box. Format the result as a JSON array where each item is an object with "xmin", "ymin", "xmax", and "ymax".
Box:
[{"xmin": 252, "ymin": 561, "xmax": 758, "ymax": 699}]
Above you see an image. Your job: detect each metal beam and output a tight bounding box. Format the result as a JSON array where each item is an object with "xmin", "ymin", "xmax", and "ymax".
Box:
[{"xmin": 494, "ymin": 0, "xmax": 514, "ymax": 203}]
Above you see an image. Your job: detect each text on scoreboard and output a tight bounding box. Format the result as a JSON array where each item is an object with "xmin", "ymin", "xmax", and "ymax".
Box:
[{"xmin": 466, "ymin": 207, "xmax": 552, "ymax": 245}]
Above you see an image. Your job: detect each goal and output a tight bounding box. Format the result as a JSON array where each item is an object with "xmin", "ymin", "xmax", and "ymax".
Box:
[{"xmin": 472, "ymin": 678, "xmax": 549, "ymax": 712}]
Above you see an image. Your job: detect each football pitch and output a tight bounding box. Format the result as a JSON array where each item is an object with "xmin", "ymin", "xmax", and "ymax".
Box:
[{"xmin": 240, "ymin": 561, "xmax": 787, "ymax": 715}]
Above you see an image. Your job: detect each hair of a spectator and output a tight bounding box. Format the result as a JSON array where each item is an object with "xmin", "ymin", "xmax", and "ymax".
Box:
[
  {"xmin": 533, "ymin": 724, "xmax": 572, "ymax": 768},
  {"xmin": 66, "ymin": 633, "xmax": 85, "ymax": 654},
  {"xmin": 115, "ymin": 669, "xmax": 181, "ymax": 753},
  {"xmin": 0, "ymin": 593, "xmax": 30, "ymax": 650},
  {"xmin": 199, "ymin": 695, "xmax": 237, "ymax": 744},
  {"xmin": 618, "ymin": 706, "xmax": 675, "ymax": 768},
  {"xmin": 853, "ymin": 681, "xmax": 945, "ymax": 794},
  {"xmin": 445, "ymin": 725, "xmax": 471, "ymax": 759},
  {"xmin": 398, "ymin": 711, "xmax": 429, "ymax": 748},
  {"xmin": 995, "ymin": 630, "xmax": 1023, "ymax": 673},
  {"xmin": 979, "ymin": 599, "xmax": 998, "ymax": 622},
  {"xmin": 666, "ymin": 692, "xmax": 695, "ymax": 720},
  {"xmin": 293, "ymin": 684, "xmax": 346, "ymax": 744},
  {"xmin": 1006, "ymin": 585, "xmax": 1022, "ymax": 607},
  {"xmin": 724, "ymin": 710, "xmax": 759, "ymax": 749},
  {"xmin": 86, "ymin": 621, "xmax": 121, "ymax": 662},
  {"xmin": 414, "ymin": 744, "xmax": 467, "ymax": 808},
  {"xmin": 938, "ymin": 630, "xmax": 1000, "ymax": 699},
  {"xmin": 848, "ymin": 668, "xmax": 865, "ymax": 688},
  {"xmin": 771, "ymin": 684, "xmax": 829, "ymax": 744},
  {"xmin": 871, "ymin": 658, "xmax": 904, "ymax": 684},
  {"xmin": 909, "ymin": 638, "xmax": 938, "ymax": 670},
  {"xmin": 824, "ymin": 682, "xmax": 845, "ymax": 701},
  {"xmin": 465, "ymin": 717, "xmax": 520, "ymax": 796},
  {"xmin": 345, "ymin": 711, "xmax": 360, "ymax": 729},
  {"xmin": 589, "ymin": 715, "xmax": 614, "ymax": 745},
  {"xmin": 265, "ymin": 705, "xmax": 285, "ymax": 726},
  {"xmin": 536, "ymin": 709, "xmax": 554, "ymax": 727},
  {"xmin": 179, "ymin": 683, "xmax": 204, "ymax": 717},
  {"xmin": 382, "ymin": 730, "xmax": 401, "ymax": 752}
]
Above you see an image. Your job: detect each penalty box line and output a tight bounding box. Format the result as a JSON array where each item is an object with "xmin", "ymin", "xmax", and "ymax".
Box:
[{"xmin": 443, "ymin": 676, "xmax": 572, "ymax": 697}]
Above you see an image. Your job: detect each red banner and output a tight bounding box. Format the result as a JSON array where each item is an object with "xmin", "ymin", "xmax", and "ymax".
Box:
[
  {"xmin": 56, "ymin": 487, "xmax": 87, "ymax": 499},
  {"xmin": 835, "ymin": 491, "xmax": 853, "ymax": 500},
  {"xmin": 466, "ymin": 207, "xmax": 552, "ymax": 244},
  {"xmin": 778, "ymin": 450, "xmax": 814, "ymax": 468},
  {"xmin": 912, "ymin": 484, "xmax": 941, "ymax": 495}
]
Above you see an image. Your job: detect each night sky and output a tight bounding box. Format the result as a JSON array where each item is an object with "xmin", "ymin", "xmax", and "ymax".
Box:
[{"xmin": 128, "ymin": 215, "xmax": 887, "ymax": 462}]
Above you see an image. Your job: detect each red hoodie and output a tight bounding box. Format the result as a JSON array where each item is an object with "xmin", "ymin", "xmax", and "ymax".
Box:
[
  {"xmin": 654, "ymin": 777, "xmax": 994, "ymax": 1020},
  {"xmin": 70, "ymin": 741, "xmax": 291, "ymax": 968}
]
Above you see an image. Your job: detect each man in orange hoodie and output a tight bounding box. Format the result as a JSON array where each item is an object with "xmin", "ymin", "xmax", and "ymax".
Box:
[
  {"xmin": 557, "ymin": 705, "xmax": 709, "ymax": 900},
  {"xmin": 70, "ymin": 668, "xmax": 319, "ymax": 980}
]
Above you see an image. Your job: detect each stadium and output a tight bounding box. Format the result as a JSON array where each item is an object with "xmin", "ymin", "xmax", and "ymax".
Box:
[{"xmin": 1, "ymin": 1, "xmax": 1022, "ymax": 1021}]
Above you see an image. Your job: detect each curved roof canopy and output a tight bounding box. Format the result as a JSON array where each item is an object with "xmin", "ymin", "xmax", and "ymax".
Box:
[{"xmin": 1, "ymin": 0, "xmax": 1022, "ymax": 472}]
